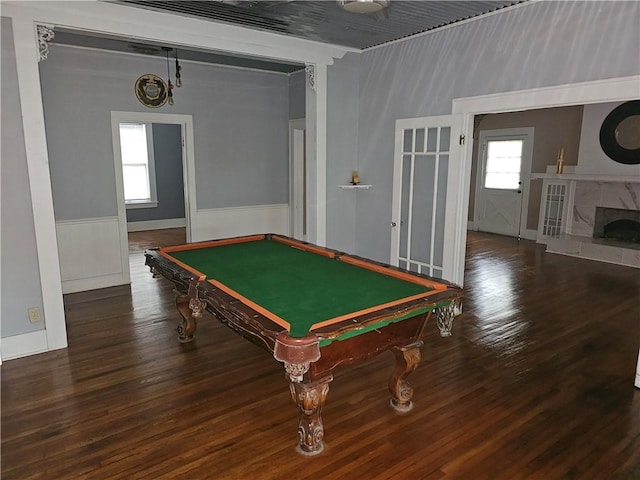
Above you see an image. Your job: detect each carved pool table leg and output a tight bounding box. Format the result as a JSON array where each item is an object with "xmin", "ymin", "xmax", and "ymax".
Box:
[
  {"xmin": 175, "ymin": 281, "xmax": 205, "ymax": 343},
  {"xmin": 388, "ymin": 342, "xmax": 423, "ymax": 412},
  {"xmin": 435, "ymin": 301, "xmax": 458, "ymax": 337},
  {"xmin": 289, "ymin": 376, "xmax": 332, "ymax": 455}
]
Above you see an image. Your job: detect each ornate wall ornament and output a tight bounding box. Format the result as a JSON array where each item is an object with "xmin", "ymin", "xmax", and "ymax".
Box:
[
  {"xmin": 134, "ymin": 74, "xmax": 169, "ymax": 108},
  {"xmin": 305, "ymin": 64, "xmax": 316, "ymax": 92},
  {"xmin": 599, "ymin": 100, "xmax": 640, "ymax": 165},
  {"xmin": 37, "ymin": 24, "xmax": 55, "ymax": 62}
]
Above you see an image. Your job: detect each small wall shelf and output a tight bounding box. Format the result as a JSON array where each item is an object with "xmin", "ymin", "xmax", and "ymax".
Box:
[{"xmin": 338, "ymin": 184, "xmax": 372, "ymax": 190}]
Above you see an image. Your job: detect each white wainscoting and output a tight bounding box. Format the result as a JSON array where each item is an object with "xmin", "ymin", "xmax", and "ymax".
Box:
[
  {"xmin": 192, "ymin": 204, "xmax": 290, "ymax": 242},
  {"xmin": 54, "ymin": 207, "xmax": 288, "ymax": 294},
  {"xmin": 56, "ymin": 216, "xmax": 129, "ymax": 293}
]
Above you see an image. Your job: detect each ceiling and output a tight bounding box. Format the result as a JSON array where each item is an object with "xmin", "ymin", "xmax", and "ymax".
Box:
[{"xmin": 51, "ymin": 0, "xmax": 522, "ymax": 73}]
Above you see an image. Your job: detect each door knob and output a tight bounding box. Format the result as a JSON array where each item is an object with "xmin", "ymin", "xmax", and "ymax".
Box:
[{"xmin": 391, "ymin": 222, "xmax": 397, "ymax": 227}]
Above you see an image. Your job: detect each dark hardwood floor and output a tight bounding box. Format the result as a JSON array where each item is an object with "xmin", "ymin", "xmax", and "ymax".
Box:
[{"xmin": 2, "ymin": 230, "xmax": 639, "ymax": 479}]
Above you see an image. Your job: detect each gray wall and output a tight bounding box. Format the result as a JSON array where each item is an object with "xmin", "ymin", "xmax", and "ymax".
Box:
[
  {"xmin": 289, "ymin": 69, "xmax": 306, "ymax": 120},
  {"xmin": 126, "ymin": 123, "xmax": 185, "ymax": 223},
  {"xmin": 39, "ymin": 45, "xmax": 290, "ymax": 222},
  {"xmin": 349, "ymin": 0, "xmax": 640, "ymax": 263},
  {"xmin": 326, "ymin": 52, "xmax": 361, "ymax": 254},
  {"xmin": 1, "ymin": 18, "xmax": 45, "ymax": 338}
]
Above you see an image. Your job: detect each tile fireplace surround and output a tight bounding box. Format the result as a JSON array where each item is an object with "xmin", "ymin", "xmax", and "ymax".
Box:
[{"xmin": 533, "ymin": 169, "xmax": 640, "ymax": 268}]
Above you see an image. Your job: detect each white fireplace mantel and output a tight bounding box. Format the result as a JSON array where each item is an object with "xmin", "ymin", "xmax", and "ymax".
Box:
[
  {"xmin": 532, "ymin": 165, "xmax": 640, "ymax": 184},
  {"xmin": 533, "ymin": 169, "xmax": 640, "ymax": 268},
  {"xmin": 532, "ymin": 173, "xmax": 640, "ymax": 184}
]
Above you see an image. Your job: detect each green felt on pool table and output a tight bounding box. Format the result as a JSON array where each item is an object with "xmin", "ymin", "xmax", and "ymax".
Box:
[{"xmin": 166, "ymin": 239, "xmax": 433, "ymax": 337}]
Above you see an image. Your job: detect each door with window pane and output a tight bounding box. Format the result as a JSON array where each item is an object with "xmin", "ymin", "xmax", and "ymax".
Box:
[
  {"xmin": 391, "ymin": 115, "xmax": 463, "ymax": 282},
  {"xmin": 475, "ymin": 128, "xmax": 534, "ymax": 237}
]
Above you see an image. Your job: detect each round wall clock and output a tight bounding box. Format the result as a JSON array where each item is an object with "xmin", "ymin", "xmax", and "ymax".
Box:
[
  {"xmin": 134, "ymin": 74, "xmax": 168, "ymax": 108},
  {"xmin": 599, "ymin": 100, "xmax": 640, "ymax": 165}
]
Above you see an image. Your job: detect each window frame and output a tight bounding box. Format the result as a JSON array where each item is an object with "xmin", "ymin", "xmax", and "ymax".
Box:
[
  {"xmin": 120, "ymin": 122, "xmax": 158, "ymax": 209},
  {"xmin": 482, "ymin": 138, "xmax": 524, "ymax": 191}
]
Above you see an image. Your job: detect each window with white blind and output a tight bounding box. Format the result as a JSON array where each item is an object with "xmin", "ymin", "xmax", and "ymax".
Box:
[{"xmin": 119, "ymin": 122, "xmax": 157, "ymax": 208}]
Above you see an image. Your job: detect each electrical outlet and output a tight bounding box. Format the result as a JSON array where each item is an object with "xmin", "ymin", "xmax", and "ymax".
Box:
[{"xmin": 28, "ymin": 307, "xmax": 42, "ymax": 323}]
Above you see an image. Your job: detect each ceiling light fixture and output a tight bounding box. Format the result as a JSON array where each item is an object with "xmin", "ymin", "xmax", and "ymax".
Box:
[{"xmin": 337, "ymin": 0, "xmax": 389, "ymax": 14}]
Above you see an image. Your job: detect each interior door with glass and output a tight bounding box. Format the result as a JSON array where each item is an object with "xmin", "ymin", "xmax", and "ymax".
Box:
[
  {"xmin": 474, "ymin": 128, "xmax": 534, "ymax": 238},
  {"xmin": 391, "ymin": 115, "xmax": 463, "ymax": 282}
]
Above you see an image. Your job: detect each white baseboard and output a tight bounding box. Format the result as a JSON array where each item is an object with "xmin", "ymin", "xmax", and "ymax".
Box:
[
  {"xmin": 467, "ymin": 224, "xmax": 538, "ymax": 241},
  {"xmin": 61, "ymin": 273, "xmax": 130, "ymax": 294},
  {"xmin": 193, "ymin": 204, "xmax": 290, "ymax": 242},
  {"xmin": 127, "ymin": 218, "xmax": 186, "ymax": 232},
  {"xmin": 521, "ymin": 229, "xmax": 538, "ymax": 241},
  {"xmin": 1, "ymin": 330, "xmax": 48, "ymax": 361}
]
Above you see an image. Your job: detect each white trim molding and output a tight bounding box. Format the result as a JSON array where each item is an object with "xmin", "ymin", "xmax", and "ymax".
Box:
[
  {"xmin": 11, "ymin": 16, "xmax": 68, "ymax": 352},
  {"xmin": 305, "ymin": 63, "xmax": 328, "ymax": 246}
]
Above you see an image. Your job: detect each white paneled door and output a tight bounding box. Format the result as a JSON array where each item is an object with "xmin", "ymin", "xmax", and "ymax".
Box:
[
  {"xmin": 391, "ymin": 115, "xmax": 464, "ymax": 282},
  {"xmin": 474, "ymin": 128, "xmax": 534, "ymax": 238}
]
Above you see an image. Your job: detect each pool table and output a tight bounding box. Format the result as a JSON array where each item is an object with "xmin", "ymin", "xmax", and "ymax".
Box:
[{"xmin": 145, "ymin": 233, "xmax": 463, "ymax": 455}]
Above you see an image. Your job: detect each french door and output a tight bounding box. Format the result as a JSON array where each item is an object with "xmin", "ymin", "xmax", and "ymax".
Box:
[{"xmin": 391, "ymin": 115, "xmax": 464, "ymax": 282}]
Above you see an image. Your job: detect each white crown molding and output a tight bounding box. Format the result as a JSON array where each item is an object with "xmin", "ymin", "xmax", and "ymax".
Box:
[{"xmin": 49, "ymin": 42, "xmax": 293, "ymax": 76}]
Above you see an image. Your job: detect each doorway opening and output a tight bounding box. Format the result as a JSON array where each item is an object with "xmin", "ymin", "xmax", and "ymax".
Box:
[{"xmin": 111, "ymin": 111, "xmax": 196, "ymax": 285}]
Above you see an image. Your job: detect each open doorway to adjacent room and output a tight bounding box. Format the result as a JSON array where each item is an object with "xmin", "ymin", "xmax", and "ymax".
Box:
[{"xmin": 111, "ymin": 112, "xmax": 195, "ymax": 282}]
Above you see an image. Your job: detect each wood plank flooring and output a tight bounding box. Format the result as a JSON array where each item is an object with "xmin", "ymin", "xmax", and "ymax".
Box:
[{"xmin": 2, "ymin": 230, "xmax": 639, "ymax": 479}]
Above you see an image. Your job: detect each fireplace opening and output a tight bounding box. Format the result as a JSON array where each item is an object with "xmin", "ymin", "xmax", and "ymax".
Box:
[
  {"xmin": 603, "ymin": 219, "xmax": 640, "ymax": 243},
  {"xmin": 593, "ymin": 207, "xmax": 640, "ymax": 245}
]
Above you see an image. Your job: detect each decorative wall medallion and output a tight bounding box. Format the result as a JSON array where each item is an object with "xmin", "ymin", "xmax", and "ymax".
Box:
[
  {"xmin": 599, "ymin": 100, "xmax": 640, "ymax": 165},
  {"xmin": 134, "ymin": 74, "xmax": 168, "ymax": 108}
]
